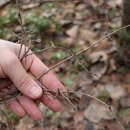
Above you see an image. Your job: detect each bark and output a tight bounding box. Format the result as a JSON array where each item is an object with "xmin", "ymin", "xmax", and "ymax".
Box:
[
  {"xmin": 118, "ymin": 0, "xmax": 130, "ymax": 64},
  {"xmin": 122, "ymin": 0, "xmax": 130, "ymax": 27}
]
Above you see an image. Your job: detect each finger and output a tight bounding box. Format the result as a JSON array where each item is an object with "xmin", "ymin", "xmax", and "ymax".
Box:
[
  {"xmin": 17, "ymin": 96, "xmax": 43, "ymax": 121},
  {"xmin": 41, "ymin": 95, "xmax": 62, "ymax": 112},
  {"xmin": 22, "ymin": 55, "xmax": 65, "ymax": 90},
  {"xmin": 22, "ymin": 55, "xmax": 64, "ymax": 111},
  {"xmin": 1, "ymin": 52, "xmax": 42, "ymax": 99},
  {"xmin": 6, "ymin": 98, "xmax": 25, "ymax": 117},
  {"xmin": 36, "ymin": 81, "xmax": 63, "ymax": 112}
]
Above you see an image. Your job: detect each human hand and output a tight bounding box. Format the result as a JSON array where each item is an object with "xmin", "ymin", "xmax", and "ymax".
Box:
[{"xmin": 0, "ymin": 39, "xmax": 64, "ymax": 120}]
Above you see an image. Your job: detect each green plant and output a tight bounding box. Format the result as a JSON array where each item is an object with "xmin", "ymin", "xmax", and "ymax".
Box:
[
  {"xmin": 8, "ymin": 9, "xmax": 17, "ymax": 23},
  {"xmin": 64, "ymin": 79, "xmax": 74, "ymax": 86},
  {"xmin": 109, "ymin": 7, "xmax": 119, "ymax": 18},
  {"xmin": 45, "ymin": 110, "xmax": 55, "ymax": 117},
  {"xmin": 53, "ymin": 51, "xmax": 69, "ymax": 60},
  {"xmin": 0, "ymin": 16, "xmax": 9, "ymax": 25},
  {"xmin": 3, "ymin": 108, "xmax": 20, "ymax": 122},
  {"xmin": 119, "ymin": 31, "xmax": 130, "ymax": 44},
  {"xmin": 55, "ymin": 23, "xmax": 62, "ymax": 34},
  {"xmin": 64, "ymin": 74, "xmax": 77, "ymax": 86},
  {"xmin": 0, "ymin": 26, "xmax": 7, "ymax": 37},
  {"xmin": 36, "ymin": 19, "xmax": 51, "ymax": 31}
]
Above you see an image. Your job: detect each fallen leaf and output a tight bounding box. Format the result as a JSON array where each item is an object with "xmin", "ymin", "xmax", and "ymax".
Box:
[
  {"xmin": 84, "ymin": 102, "xmax": 115, "ymax": 123},
  {"xmin": 120, "ymin": 96, "xmax": 130, "ymax": 108},
  {"xmin": 79, "ymin": 29, "xmax": 96, "ymax": 42},
  {"xmin": 76, "ymin": 4, "xmax": 87, "ymax": 11},
  {"xmin": 66, "ymin": 25, "xmax": 79, "ymax": 38},
  {"xmin": 105, "ymin": 84, "xmax": 126, "ymax": 100},
  {"xmin": 88, "ymin": 51, "xmax": 108, "ymax": 80}
]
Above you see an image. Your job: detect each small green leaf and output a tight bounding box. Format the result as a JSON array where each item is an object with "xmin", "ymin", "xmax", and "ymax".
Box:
[
  {"xmin": 46, "ymin": 110, "xmax": 55, "ymax": 117},
  {"xmin": 53, "ymin": 51, "xmax": 69, "ymax": 59},
  {"xmin": 64, "ymin": 79, "xmax": 74, "ymax": 86},
  {"xmin": 25, "ymin": 12, "xmax": 37, "ymax": 23},
  {"xmin": 10, "ymin": 114, "xmax": 20, "ymax": 121},
  {"xmin": 8, "ymin": 9, "xmax": 17, "ymax": 23}
]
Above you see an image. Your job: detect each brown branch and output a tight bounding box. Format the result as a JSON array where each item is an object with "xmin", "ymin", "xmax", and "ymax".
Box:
[
  {"xmin": 37, "ymin": 24, "xmax": 130, "ymax": 80},
  {"xmin": 25, "ymin": 45, "xmax": 73, "ymax": 57}
]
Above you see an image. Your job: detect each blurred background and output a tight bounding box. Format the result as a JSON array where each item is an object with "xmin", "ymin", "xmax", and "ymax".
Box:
[{"xmin": 0, "ymin": 0, "xmax": 130, "ymax": 130}]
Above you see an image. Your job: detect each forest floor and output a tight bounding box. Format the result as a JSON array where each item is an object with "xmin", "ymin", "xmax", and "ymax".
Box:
[{"xmin": 0, "ymin": 0, "xmax": 130, "ymax": 130}]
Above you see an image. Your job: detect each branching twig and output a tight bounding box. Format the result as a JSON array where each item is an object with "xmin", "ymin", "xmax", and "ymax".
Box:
[
  {"xmin": 25, "ymin": 44, "xmax": 73, "ymax": 57},
  {"xmin": 37, "ymin": 24, "xmax": 130, "ymax": 80}
]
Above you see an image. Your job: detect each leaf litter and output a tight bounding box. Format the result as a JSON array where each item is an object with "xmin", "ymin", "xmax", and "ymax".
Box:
[{"xmin": 0, "ymin": 0, "xmax": 130, "ymax": 130}]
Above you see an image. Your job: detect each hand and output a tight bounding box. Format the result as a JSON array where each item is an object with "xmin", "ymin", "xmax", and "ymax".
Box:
[{"xmin": 0, "ymin": 39, "xmax": 64, "ymax": 120}]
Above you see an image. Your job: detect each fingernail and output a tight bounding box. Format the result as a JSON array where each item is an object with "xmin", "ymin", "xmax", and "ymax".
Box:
[{"xmin": 29, "ymin": 86, "xmax": 42, "ymax": 98}]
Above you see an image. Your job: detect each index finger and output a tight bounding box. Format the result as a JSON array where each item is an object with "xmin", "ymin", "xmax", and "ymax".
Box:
[
  {"xmin": 23, "ymin": 54, "xmax": 65, "ymax": 111},
  {"xmin": 20, "ymin": 51, "xmax": 66, "ymax": 111},
  {"xmin": 23, "ymin": 54, "xmax": 65, "ymax": 90}
]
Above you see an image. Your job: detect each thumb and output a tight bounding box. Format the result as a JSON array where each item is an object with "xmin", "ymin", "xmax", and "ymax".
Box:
[{"xmin": 1, "ymin": 52, "xmax": 42, "ymax": 99}]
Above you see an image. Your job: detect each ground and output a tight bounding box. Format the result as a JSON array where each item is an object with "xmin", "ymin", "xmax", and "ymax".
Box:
[{"xmin": 0, "ymin": 0, "xmax": 130, "ymax": 130}]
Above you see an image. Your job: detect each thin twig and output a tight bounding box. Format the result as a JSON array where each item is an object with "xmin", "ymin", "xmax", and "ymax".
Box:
[
  {"xmin": 25, "ymin": 45, "xmax": 72, "ymax": 57},
  {"xmin": 37, "ymin": 25, "xmax": 130, "ymax": 80},
  {"xmin": 114, "ymin": 117, "xmax": 126, "ymax": 130},
  {"xmin": 68, "ymin": 91, "xmax": 110, "ymax": 108},
  {"xmin": 16, "ymin": 0, "xmax": 26, "ymax": 59}
]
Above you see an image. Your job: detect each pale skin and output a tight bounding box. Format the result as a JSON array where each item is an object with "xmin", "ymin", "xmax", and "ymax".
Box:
[{"xmin": 0, "ymin": 39, "xmax": 65, "ymax": 120}]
